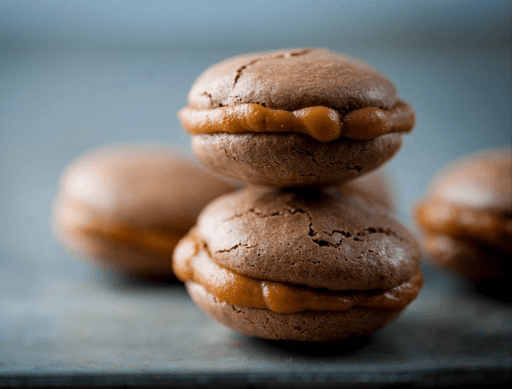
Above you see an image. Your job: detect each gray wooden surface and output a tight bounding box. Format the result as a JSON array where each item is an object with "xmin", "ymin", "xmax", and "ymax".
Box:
[{"xmin": 1, "ymin": 261, "xmax": 511, "ymax": 387}]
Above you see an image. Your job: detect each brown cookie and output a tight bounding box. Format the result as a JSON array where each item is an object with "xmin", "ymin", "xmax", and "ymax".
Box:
[
  {"xmin": 179, "ymin": 48, "xmax": 415, "ymax": 187},
  {"xmin": 52, "ymin": 144, "xmax": 236, "ymax": 280},
  {"xmin": 414, "ymin": 148, "xmax": 512, "ymax": 284},
  {"xmin": 173, "ymin": 186, "xmax": 422, "ymax": 341}
]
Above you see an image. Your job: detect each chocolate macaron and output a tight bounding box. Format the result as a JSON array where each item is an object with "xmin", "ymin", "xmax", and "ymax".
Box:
[
  {"xmin": 414, "ymin": 149, "xmax": 512, "ymax": 284},
  {"xmin": 179, "ymin": 48, "xmax": 415, "ymax": 187},
  {"xmin": 52, "ymin": 144, "xmax": 236, "ymax": 279},
  {"xmin": 173, "ymin": 186, "xmax": 422, "ymax": 341}
]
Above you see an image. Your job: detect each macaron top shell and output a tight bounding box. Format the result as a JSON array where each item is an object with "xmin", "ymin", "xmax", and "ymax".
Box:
[
  {"xmin": 194, "ymin": 187, "xmax": 420, "ymax": 292},
  {"xmin": 427, "ymin": 149, "xmax": 511, "ymax": 214},
  {"xmin": 188, "ymin": 48, "xmax": 399, "ymax": 113},
  {"xmin": 55, "ymin": 144, "xmax": 235, "ymax": 233}
]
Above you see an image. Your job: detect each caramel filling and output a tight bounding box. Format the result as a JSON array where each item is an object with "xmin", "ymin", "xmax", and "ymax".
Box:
[
  {"xmin": 415, "ymin": 199, "xmax": 512, "ymax": 253},
  {"xmin": 57, "ymin": 200, "xmax": 182, "ymax": 255},
  {"xmin": 178, "ymin": 101, "xmax": 414, "ymax": 142},
  {"xmin": 173, "ymin": 232, "xmax": 423, "ymax": 314}
]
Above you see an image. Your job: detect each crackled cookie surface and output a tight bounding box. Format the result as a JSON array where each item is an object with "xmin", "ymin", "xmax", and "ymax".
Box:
[
  {"xmin": 173, "ymin": 186, "xmax": 422, "ymax": 340},
  {"xmin": 52, "ymin": 144, "xmax": 235, "ymax": 279},
  {"xmin": 179, "ymin": 48, "xmax": 415, "ymax": 187}
]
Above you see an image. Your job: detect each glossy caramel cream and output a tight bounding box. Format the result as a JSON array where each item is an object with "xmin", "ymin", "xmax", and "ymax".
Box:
[
  {"xmin": 415, "ymin": 199, "xmax": 512, "ymax": 253},
  {"xmin": 173, "ymin": 232, "xmax": 423, "ymax": 314},
  {"xmin": 56, "ymin": 200, "xmax": 182, "ymax": 255},
  {"xmin": 178, "ymin": 101, "xmax": 415, "ymax": 142}
]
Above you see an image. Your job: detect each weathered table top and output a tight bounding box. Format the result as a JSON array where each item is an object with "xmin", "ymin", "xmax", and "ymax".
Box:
[{"xmin": 1, "ymin": 257, "xmax": 511, "ymax": 388}]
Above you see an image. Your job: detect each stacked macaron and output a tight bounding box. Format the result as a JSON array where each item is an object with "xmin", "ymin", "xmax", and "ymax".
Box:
[{"xmin": 175, "ymin": 48, "xmax": 423, "ymax": 341}]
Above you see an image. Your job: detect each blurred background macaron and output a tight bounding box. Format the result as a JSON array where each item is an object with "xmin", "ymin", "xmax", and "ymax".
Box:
[
  {"xmin": 52, "ymin": 144, "xmax": 236, "ymax": 280},
  {"xmin": 337, "ymin": 169, "xmax": 396, "ymax": 211},
  {"xmin": 414, "ymin": 148, "xmax": 512, "ymax": 291}
]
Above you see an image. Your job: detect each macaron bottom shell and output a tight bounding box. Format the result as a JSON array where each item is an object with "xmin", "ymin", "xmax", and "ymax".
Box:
[
  {"xmin": 191, "ymin": 132, "xmax": 402, "ymax": 187},
  {"xmin": 186, "ymin": 282, "xmax": 404, "ymax": 342}
]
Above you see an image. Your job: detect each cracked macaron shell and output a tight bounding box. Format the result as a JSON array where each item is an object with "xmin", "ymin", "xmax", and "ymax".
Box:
[
  {"xmin": 187, "ymin": 48, "xmax": 399, "ymax": 113},
  {"xmin": 193, "ymin": 186, "xmax": 420, "ymax": 291}
]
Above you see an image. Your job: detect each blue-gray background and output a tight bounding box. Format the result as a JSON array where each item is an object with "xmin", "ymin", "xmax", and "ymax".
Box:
[
  {"xmin": 1, "ymin": 0, "xmax": 512, "ymax": 381},
  {"xmin": 1, "ymin": 0, "xmax": 511, "ymax": 276},
  {"xmin": 1, "ymin": 0, "xmax": 511, "ymax": 248}
]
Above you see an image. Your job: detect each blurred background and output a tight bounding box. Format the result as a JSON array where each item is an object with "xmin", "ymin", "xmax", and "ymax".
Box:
[
  {"xmin": 0, "ymin": 0, "xmax": 511, "ymax": 379},
  {"xmin": 1, "ymin": 0, "xmax": 511, "ymax": 255}
]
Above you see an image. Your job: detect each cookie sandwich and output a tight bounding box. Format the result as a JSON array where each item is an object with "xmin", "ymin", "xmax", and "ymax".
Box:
[
  {"xmin": 174, "ymin": 187, "xmax": 422, "ymax": 341},
  {"xmin": 178, "ymin": 48, "xmax": 415, "ymax": 187}
]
